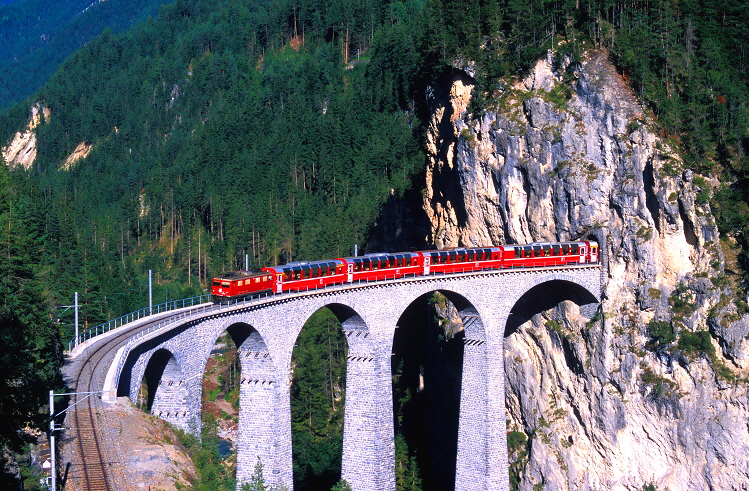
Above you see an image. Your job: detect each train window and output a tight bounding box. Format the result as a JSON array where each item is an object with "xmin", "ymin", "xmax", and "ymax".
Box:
[
  {"xmin": 213, "ymin": 281, "xmax": 220, "ymax": 287},
  {"xmin": 222, "ymin": 281, "xmax": 230, "ymax": 287}
]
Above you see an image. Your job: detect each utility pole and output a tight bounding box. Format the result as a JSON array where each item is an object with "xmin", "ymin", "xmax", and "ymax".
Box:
[
  {"xmin": 149, "ymin": 270, "xmax": 153, "ymax": 315},
  {"xmin": 49, "ymin": 390, "xmax": 104, "ymax": 491},
  {"xmin": 74, "ymin": 292, "xmax": 79, "ymax": 346},
  {"xmin": 57, "ymin": 294, "xmax": 81, "ymax": 347},
  {"xmin": 49, "ymin": 391, "xmax": 55, "ymax": 491}
]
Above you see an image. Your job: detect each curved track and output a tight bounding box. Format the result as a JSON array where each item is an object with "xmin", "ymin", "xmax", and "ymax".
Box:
[{"xmin": 61, "ymin": 306, "xmax": 210, "ymax": 490}]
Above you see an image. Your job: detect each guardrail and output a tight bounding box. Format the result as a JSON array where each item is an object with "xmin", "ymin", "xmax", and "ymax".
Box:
[{"xmin": 68, "ymin": 295, "xmax": 212, "ymax": 352}]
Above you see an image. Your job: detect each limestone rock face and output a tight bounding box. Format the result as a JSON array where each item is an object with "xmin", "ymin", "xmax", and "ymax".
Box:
[
  {"xmin": 2, "ymin": 103, "xmax": 49, "ymax": 169},
  {"xmin": 424, "ymin": 50, "xmax": 749, "ymax": 490}
]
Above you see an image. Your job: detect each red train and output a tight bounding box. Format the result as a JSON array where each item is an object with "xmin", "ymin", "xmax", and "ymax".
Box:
[{"xmin": 211, "ymin": 241, "xmax": 599, "ymax": 302}]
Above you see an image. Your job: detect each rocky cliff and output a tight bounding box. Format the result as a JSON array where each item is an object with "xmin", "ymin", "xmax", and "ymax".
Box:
[
  {"xmin": 1, "ymin": 103, "xmax": 49, "ymax": 169},
  {"xmin": 424, "ymin": 50, "xmax": 749, "ymax": 490}
]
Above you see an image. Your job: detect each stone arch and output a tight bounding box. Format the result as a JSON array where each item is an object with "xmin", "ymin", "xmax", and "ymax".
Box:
[
  {"xmin": 505, "ymin": 277, "xmax": 599, "ymax": 337},
  {"xmin": 389, "ymin": 288, "xmax": 488, "ymax": 343},
  {"xmin": 501, "ymin": 274, "xmax": 601, "ymax": 491},
  {"xmin": 323, "ymin": 303, "xmax": 370, "ymax": 358},
  {"xmin": 290, "ymin": 301, "xmax": 393, "ymax": 491},
  {"xmin": 290, "ymin": 302, "xmax": 368, "ymax": 490},
  {"xmin": 390, "ymin": 289, "xmax": 486, "ymax": 491},
  {"xmin": 142, "ymin": 348, "xmax": 190, "ymax": 427},
  {"xmin": 205, "ymin": 320, "xmax": 280, "ymax": 490}
]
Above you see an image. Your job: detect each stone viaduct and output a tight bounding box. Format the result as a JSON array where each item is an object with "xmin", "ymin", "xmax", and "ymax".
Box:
[{"xmin": 104, "ymin": 265, "xmax": 601, "ymax": 491}]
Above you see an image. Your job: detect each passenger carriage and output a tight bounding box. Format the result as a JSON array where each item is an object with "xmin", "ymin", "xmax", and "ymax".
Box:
[{"xmin": 210, "ymin": 241, "xmax": 599, "ymax": 302}]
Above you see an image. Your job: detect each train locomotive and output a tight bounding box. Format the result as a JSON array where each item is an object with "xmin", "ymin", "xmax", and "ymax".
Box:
[{"xmin": 211, "ymin": 240, "xmax": 599, "ymax": 302}]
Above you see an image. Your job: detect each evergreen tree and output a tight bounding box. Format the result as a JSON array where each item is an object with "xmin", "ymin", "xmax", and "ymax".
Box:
[
  {"xmin": 0, "ymin": 166, "xmax": 63, "ymax": 484},
  {"xmin": 242, "ymin": 457, "xmax": 267, "ymax": 491}
]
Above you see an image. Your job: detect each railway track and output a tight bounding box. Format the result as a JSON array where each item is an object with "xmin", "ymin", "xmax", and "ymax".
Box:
[
  {"xmin": 61, "ymin": 305, "xmax": 209, "ymax": 491},
  {"xmin": 66, "ymin": 337, "xmax": 117, "ymax": 491}
]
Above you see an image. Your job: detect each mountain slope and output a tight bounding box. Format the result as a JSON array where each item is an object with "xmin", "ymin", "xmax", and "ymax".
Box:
[{"xmin": 0, "ymin": 0, "xmax": 174, "ymax": 110}]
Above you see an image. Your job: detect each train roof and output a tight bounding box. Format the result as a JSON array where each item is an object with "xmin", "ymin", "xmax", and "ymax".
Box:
[
  {"xmin": 264, "ymin": 259, "xmax": 342, "ymax": 274},
  {"xmin": 511, "ymin": 242, "xmax": 581, "ymax": 253},
  {"xmin": 421, "ymin": 247, "xmax": 497, "ymax": 257},
  {"xmin": 213, "ymin": 271, "xmax": 267, "ymax": 280},
  {"xmin": 339, "ymin": 251, "xmax": 421, "ymax": 264}
]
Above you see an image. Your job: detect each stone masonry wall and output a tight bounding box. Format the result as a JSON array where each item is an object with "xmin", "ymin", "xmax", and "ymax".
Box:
[{"xmin": 110, "ymin": 267, "xmax": 601, "ymax": 491}]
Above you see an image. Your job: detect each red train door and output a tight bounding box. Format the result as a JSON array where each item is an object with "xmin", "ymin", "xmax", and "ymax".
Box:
[{"xmin": 424, "ymin": 255, "xmax": 431, "ymax": 275}]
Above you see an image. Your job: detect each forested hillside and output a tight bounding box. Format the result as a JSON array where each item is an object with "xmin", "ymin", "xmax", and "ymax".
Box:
[
  {"xmin": 0, "ymin": 0, "xmax": 748, "ymax": 488},
  {"xmin": 1, "ymin": 0, "xmax": 431, "ymax": 340},
  {"xmin": 0, "ymin": 164, "xmax": 63, "ymax": 489},
  {"xmin": 0, "ymin": 0, "xmax": 175, "ymax": 110},
  {"xmin": 1, "ymin": 0, "xmax": 745, "ymax": 338}
]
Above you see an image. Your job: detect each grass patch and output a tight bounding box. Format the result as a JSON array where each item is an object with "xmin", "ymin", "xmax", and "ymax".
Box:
[
  {"xmin": 637, "ymin": 226, "xmax": 653, "ymax": 241},
  {"xmin": 507, "ymin": 428, "xmax": 529, "ymax": 491},
  {"xmin": 640, "ymin": 365, "xmax": 678, "ymax": 400},
  {"xmin": 677, "ymin": 330, "xmax": 714, "ymax": 360},
  {"xmin": 648, "ymin": 288, "xmax": 662, "ymax": 299},
  {"xmin": 645, "ymin": 319, "xmax": 675, "ymax": 352},
  {"xmin": 669, "ymin": 284, "xmax": 696, "ymax": 317}
]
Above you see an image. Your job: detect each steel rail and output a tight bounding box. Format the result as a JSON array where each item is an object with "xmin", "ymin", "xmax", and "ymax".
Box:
[{"xmin": 63, "ymin": 304, "xmax": 211, "ymax": 490}]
